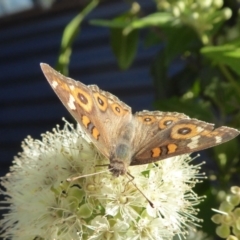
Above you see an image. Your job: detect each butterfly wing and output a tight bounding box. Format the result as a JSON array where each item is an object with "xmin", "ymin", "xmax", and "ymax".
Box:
[
  {"xmin": 40, "ymin": 64, "xmax": 239, "ymax": 167},
  {"xmin": 131, "ymin": 111, "xmax": 239, "ymax": 165},
  {"xmin": 40, "ymin": 63, "xmax": 132, "ymax": 158},
  {"xmin": 130, "ymin": 110, "xmax": 189, "ymax": 153}
]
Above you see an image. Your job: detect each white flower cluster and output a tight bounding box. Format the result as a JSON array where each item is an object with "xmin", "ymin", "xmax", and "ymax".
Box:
[
  {"xmin": 155, "ymin": 0, "xmax": 232, "ymax": 44},
  {"xmin": 0, "ymin": 120, "xmax": 204, "ymax": 240}
]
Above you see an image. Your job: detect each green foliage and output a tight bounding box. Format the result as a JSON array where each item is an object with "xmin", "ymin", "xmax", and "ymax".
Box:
[
  {"xmin": 201, "ymin": 41, "xmax": 240, "ymax": 76},
  {"xmin": 91, "ymin": 12, "xmax": 174, "ymax": 30},
  {"xmin": 92, "ymin": 8, "xmax": 141, "ymax": 70},
  {"xmin": 56, "ymin": 0, "xmax": 99, "ymax": 75},
  {"xmin": 58, "ymin": 0, "xmax": 240, "ymax": 238},
  {"xmin": 110, "ymin": 27, "xmax": 139, "ymax": 70},
  {"xmin": 90, "ymin": 3, "xmax": 147, "ymax": 69}
]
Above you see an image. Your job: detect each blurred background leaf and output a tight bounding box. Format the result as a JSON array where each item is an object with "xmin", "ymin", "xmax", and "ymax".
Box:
[{"xmin": 56, "ymin": 0, "xmax": 99, "ymax": 75}]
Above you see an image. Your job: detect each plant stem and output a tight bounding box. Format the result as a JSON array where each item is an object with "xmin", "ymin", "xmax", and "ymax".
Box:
[{"xmin": 219, "ymin": 64, "xmax": 240, "ymax": 96}]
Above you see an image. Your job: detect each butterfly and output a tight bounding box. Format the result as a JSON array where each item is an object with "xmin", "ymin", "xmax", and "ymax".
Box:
[{"xmin": 40, "ymin": 63, "xmax": 239, "ymax": 177}]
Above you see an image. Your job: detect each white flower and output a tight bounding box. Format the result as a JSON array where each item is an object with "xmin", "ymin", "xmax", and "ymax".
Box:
[
  {"xmin": 173, "ymin": 227, "xmax": 212, "ymax": 240},
  {"xmin": 0, "ymin": 119, "xmax": 204, "ymax": 239},
  {"xmin": 87, "ymin": 216, "xmax": 129, "ymax": 240}
]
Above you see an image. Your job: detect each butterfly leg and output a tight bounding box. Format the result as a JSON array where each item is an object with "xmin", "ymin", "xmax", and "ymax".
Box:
[{"xmin": 126, "ymin": 172, "xmax": 154, "ymax": 208}]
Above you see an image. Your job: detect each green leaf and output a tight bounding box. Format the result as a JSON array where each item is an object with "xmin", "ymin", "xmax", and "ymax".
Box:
[
  {"xmin": 201, "ymin": 40, "xmax": 240, "ymax": 76},
  {"xmin": 204, "ymin": 78, "xmax": 239, "ymax": 115},
  {"xmin": 110, "ymin": 28, "xmax": 139, "ymax": 70},
  {"xmin": 89, "ymin": 19, "xmax": 127, "ymax": 28},
  {"xmin": 90, "ymin": 12, "xmax": 173, "ymax": 69},
  {"xmin": 144, "ymin": 30, "xmax": 163, "ymax": 47},
  {"xmin": 92, "ymin": 5, "xmax": 141, "ymax": 70},
  {"xmin": 164, "ymin": 26, "xmax": 201, "ymax": 64},
  {"xmin": 126, "ymin": 12, "xmax": 173, "ymax": 30},
  {"xmin": 90, "ymin": 12, "xmax": 173, "ymax": 30},
  {"xmin": 56, "ymin": 0, "xmax": 99, "ymax": 75}
]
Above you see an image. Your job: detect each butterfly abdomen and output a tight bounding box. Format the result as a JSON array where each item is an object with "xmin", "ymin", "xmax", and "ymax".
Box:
[{"xmin": 109, "ymin": 123, "xmax": 134, "ymax": 177}]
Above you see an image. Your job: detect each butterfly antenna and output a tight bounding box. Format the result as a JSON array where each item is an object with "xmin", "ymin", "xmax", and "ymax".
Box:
[
  {"xmin": 67, "ymin": 169, "xmax": 110, "ymax": 182},
  {"xmin": 95, "ymin": 164, "xmax": 109, "ymax": 167},
  {"xmin": 126, "ymin": 172, "xmax": 154, "ymax": 208}
]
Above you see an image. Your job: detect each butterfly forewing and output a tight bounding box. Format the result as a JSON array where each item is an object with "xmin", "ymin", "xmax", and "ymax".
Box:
[{"xmin": 40, "ymin": 63, "xmax": 132, "ymax": 159}]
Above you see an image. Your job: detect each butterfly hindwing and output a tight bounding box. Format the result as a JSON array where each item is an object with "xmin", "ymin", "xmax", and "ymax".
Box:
[
  {"xmin": 131, "ymin": 117, "xmax": 239, "ymax": 165},
  {"xmin": 130, "ymin": 110, "xmax": 189, "ymax": 154}
]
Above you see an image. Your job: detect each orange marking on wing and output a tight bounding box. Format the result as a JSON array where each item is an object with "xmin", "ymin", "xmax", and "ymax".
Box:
[
  {"xmin": 171, "ymin": 124, "xmax": 199, "ymax": 139},
  {"xmin": 53, "ymin": 76, "xmax": 69, "ymax": 91},
  {"xmin": 137, "ymin": 116, "xmax": 156, "ymax": 125},
  {"xmin": 93, "ymin": 92, "xmax": 108, "ymax": 111},
  {"xmin": 205, "ymin": 131, "xmax": 219, "ymax": 137},
  {"xmin": 92, "ymin": 127, "xmax": 100, "ymax": 140},
  {"xmin": 200, "ymin": 130, "xmax": 212, "ymax": 136},
  {"xmin": 211, "ymin": 130, "xmax": 219, "ymax": 136},
  {"xmin": 158, "ymin": 116, "xmax": 178, "ymax": 129},
  {"xmin": 71, "ymin": 88, "xmax": 93, "ymax": 113},
  {"xmin": 151, "ymin": 147, "xmax": 161, "ymax": 157},
  {"xmin": 167, "ymin": 143, "xmax": 177, "ymax": 153},
  {"xmin": 52, "ymin": 75, "xmax": 61, "ymax": 84},
  {"xmin": 82, "ymin": 115, "xmax": 91, "ymax": 128},
  {"xmin": 111, "ymin": 103, "xmax": 128, "ymax": 116}
]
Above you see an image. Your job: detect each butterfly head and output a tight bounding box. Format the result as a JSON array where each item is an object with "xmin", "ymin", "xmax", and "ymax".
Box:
[{"xmin": 108, "ymin": 158, "xmax": 128, "ymax": 177}]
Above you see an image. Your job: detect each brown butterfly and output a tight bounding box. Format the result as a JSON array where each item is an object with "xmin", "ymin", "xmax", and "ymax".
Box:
[{"xmin": 40, "ymin": 63, "xmax": 239, "ymax": 177}]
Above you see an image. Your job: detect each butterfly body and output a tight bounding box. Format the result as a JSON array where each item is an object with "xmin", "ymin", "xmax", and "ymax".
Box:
[
  {"xmin": 40, "ymin": 63, "xmax": 240, "ymax": 177},
  {"xmin": 109, "ymin": 122, "xmax": 134, "ymax": 176}
]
